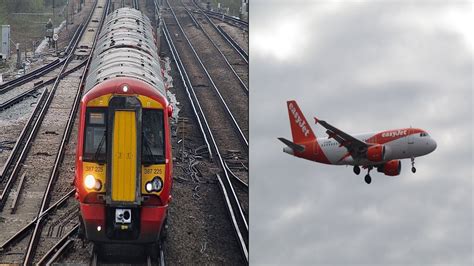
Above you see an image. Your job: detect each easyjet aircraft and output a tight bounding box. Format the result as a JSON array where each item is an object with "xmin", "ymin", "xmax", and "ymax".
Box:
[{"xmin": 279, "ymin": 100, "xmax": 437, "ymax": 184}]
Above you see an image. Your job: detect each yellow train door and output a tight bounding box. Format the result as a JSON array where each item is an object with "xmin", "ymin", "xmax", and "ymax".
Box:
[{"xmin": 111, "ymin": 110, "xmax": 137, "ymax": 202}]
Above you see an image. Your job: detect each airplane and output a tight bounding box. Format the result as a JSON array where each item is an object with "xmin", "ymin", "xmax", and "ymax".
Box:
[{"xmin": 278, "ymin": 100, "xmax": 437, "ymax": 184}]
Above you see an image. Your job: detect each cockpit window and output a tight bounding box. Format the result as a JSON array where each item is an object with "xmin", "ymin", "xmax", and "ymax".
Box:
[
  {"xmin": 83, "ymin": 108, "xmax": 107, "ymax": 162},
  {"xmin": 420, "ymin": 132, "xmax": 429, "ymax": 137},
  {"xmin": 142, "ymin": 109, "xmax": 165, "ymax": 164}
]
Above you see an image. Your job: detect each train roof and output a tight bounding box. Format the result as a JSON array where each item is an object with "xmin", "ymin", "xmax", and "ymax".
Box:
[{"xmin": 84, "ymin": 7, "xmax": 165, "ymax": 96}]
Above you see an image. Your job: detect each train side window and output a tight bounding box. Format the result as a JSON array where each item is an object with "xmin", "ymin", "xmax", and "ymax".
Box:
[
  {"xmin": 83, "ymin": 108, "xmax": 107, "ymax": 162},
  {"xmin": 142, "ymin": 109, "xmax": 165, "ymax": 164}
]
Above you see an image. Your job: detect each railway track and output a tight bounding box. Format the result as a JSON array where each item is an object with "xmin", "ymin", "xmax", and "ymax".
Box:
[
  {"xmin": 165, "ymin": 0, "xmax": 249, "ymax": 144},
  {"xmin": 0, "ymin": 59, "xmax": 61, "ymax": 94},
  {"xmin": 35, "ymin": 224, "xmax": 79, "ymax": 265},
  {"xmin": 162, "ymin": 0, "xmax": 249, "ymax": 261},
  {"xmin": 181, "ymin": 0, "xmax": 248, "ymax": 92},
  {"xmin": 0, "ymin": 60, "xmax": 87, "ymax": 112},
  {"xmin": 89, "ymin": 246, "xmax": 165, "ymax": 266},
  {"xmin": 0, "ymin": 16, "xmax": 89, "ymax": 106},
  {"xmin": 191, "ymin": 0, "xmax": 248, "ymax": 59},
  {"xmin": 194, "ymin": 2, "xmax": 248, "ymax": 32},
  {"xmin": 0, "ymin": 9, "xmax": 91, "ymax": 92},
  {"xmin": 0, "ymin": 51, "xmax": 87, "ymax": 208},
  {"xmin": 205, "ymin": 10, "xmax": 248, "ymax": 31},
  {"xmin": 0, "ymin": 0, "xmax": 109, "ymax": 264},
  {"xmin": 109, "ymin": 0, "xmax": 134, "ymax": 11}
]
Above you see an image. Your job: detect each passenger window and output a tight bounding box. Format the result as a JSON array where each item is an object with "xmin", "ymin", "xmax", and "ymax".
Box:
[{"xmin": 142, "ymin": 109, "xmax": 165, "ymax": 164}]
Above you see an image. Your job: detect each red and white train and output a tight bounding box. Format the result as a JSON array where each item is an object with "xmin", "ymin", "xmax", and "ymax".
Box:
[{"xmin": 74, "ymin": 7, "xmax": 172, "ymax": 250}]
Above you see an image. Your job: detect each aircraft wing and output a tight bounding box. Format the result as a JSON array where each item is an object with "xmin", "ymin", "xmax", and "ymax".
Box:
[{"xmin": 314, "ymin": 117, "xmax": 369, "ymax": 158}]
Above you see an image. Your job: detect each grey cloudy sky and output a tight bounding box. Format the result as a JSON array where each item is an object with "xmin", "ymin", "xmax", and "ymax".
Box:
[{"xmin": 249, "ymin": 1, "xmax": 473, "ymax": 265}]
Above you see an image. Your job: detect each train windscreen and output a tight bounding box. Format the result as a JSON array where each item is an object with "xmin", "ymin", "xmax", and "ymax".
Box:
[
  {"xmin": 83, "ymin": 108, "xmax": 107, "ymax": 162},
  {"xmin": 142, "ymin": 109, "xmax": 165, "ymax": 164}
]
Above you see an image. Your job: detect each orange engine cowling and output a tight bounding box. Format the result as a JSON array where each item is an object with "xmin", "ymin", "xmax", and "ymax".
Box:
[
  {"xmin": 366, "ymin": 144, "xmax": 385, "ymax": 162},
  {"xmin": 377, "ymin": 160, "xmax": 401, "ymax": 176}
]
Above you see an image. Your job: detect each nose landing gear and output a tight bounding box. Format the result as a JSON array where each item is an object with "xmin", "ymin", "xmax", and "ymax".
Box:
[{"xmin": 411, "ymin": 157, "xmax": 416, "ymax": 173}]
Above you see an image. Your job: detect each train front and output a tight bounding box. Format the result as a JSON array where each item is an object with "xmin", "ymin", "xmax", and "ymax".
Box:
[{"xmin": 74, "ymin": 8, "xmax": 172, "ymax": 245}]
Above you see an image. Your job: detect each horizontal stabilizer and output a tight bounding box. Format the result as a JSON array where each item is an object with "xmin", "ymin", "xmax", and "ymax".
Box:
[{"xmin": 278, "ymin": 137, "xmax": 305, "ymax": 153}]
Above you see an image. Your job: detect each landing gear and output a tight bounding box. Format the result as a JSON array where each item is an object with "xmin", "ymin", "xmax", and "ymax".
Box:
[
  {"xmin": 353, "ymin": 165, "xmax": 361, "ymax": 175},
  {"xmin": 364, "ymin": 174, "xmax": 372, "ymax": 184},
  {"xmin": 411, "ymin": 157, "xmax": 416, "ymax": 173},
  {"xmin": 364, "ymin": 167, "xmax": 372, "ymax": 184}
]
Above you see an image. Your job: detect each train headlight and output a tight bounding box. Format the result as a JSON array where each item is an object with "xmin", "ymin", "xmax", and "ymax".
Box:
[
  {"xmin": 145, "ymin": 182, "xmax": 153, "ymax": 192},
  {"xmin": 145, "ymin": 176, "xmax": 163, "ymax": 192},
  {"xmin": 84, "ymin": 174, "xmax": 101, "ymax": 190}
]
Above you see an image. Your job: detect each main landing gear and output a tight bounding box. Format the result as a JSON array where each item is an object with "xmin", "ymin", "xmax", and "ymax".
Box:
[
  {"xmin": 354, "ymin": 165, "xmax": 371, "ymax": 184},
  {"xmin": 411, "ymin": 157, "xmax": 416, "ymax": 173},
  {"xmin": 353, "ymin": 165, "xmax": 361, "ymax": 175},
  {"xmin": 364, "ymin": 166, "xmax": 373, "ymax": 184}
]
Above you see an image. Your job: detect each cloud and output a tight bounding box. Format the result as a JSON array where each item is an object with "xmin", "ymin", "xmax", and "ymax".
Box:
[{"xmin": 250, "ymin": 1, "xmax": 473, "ymax": 265}]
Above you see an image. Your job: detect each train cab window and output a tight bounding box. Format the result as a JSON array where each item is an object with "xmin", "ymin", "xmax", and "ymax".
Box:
[
  {"xmin": 142, "ymin": 109, "xmax": 165, "ymax": 164},
  {"xmin": 83, "ymin": 108, "xmax": 107, "ymax": 162}
]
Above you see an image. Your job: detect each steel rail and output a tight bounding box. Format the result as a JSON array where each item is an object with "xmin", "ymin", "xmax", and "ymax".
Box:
[
  {"xmin": 182, "ymin": 8, "xmax": 248, "ymax": 94},
  {"xmin": 163, "ymin": 20, "xmax": 248, "ymax": 262},
  {"xmin": 216, "ymin": 24, "xmax": 248, "ymax": 61},
  {"xmin": 205, "ymin": 10, "xmax": 248, "ymax": 29},
  {"xmin": 36, "ymin": 224, "xmax": 79, "ymax": 265},
  {"xmin": 9, "ymin": 172, "xmax": 26, "ymax": 213},
  {"xmin": 45, "ymin": 239, "xmax": 74, "ymax": 266},
  {"xmin": 23, "ymin": 0, "xmax": 109, "ymax": 264},
  {"xmin": 191, "ymin": 3, "xmax": 248, "ymax": 32},
  {"xmin": 166, "ymin": 0, "xmax": 248, "ymax": 147},
  {"xmin": 224, "ymin": 161, "xmax": 248, "ymax": 188},
  {"xmin": 0, "ymin": 89, "xmax": 48, "ymax": 181},
  {"xmin": 0, "ymin": 59, "xmax": 62, "ymax": 94}
]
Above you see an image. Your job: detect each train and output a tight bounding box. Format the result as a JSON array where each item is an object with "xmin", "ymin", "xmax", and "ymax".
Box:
[{"xmin": 74, "ymin": 7, "xmax": 172, "ymax": 252}]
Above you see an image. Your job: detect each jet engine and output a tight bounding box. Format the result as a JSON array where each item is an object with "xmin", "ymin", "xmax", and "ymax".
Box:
[
  {"xmin": 366, "ymin": 144, "xmax": 386, "ymax": 162},
  {"xmin": 377, "ymin": 160, "xmax": 401, "ymax": 176}
]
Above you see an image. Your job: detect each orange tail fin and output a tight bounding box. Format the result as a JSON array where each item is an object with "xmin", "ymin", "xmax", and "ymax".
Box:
[{"xmin": 286, "ymin": 100, "xmax": 316, "ymax": 144}]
